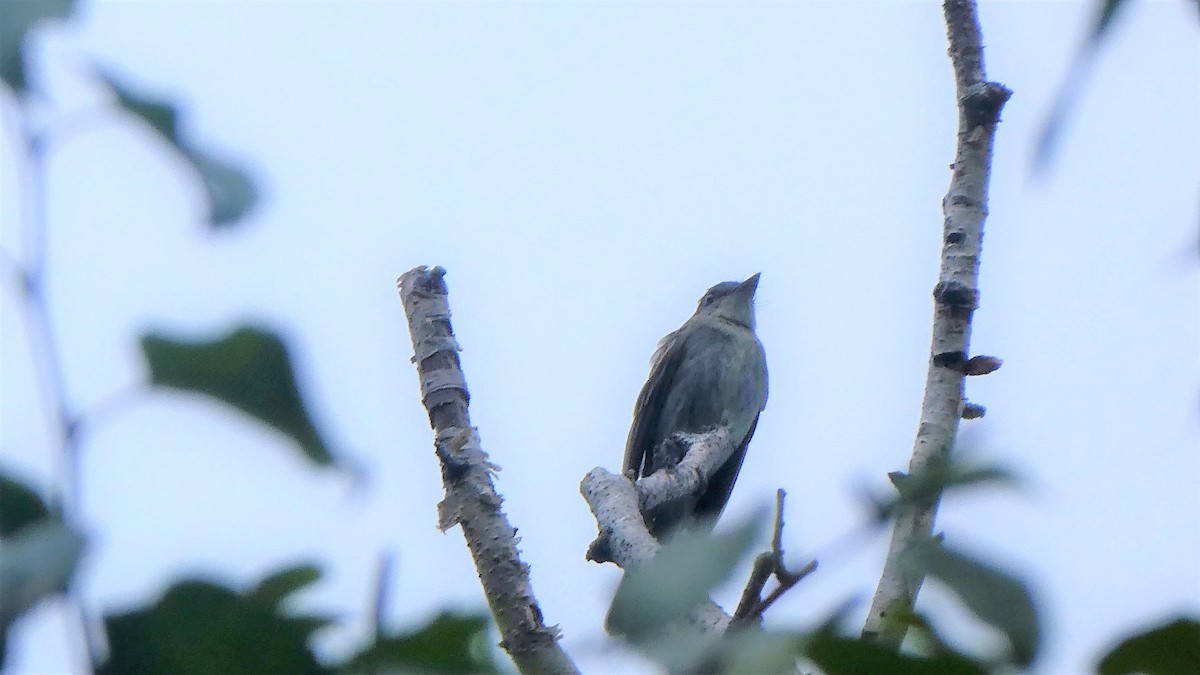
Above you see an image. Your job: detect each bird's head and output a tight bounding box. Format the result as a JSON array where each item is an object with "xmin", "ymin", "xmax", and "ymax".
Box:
[{"xmin": 694, "ymin": 273, "xmax": 760, "ymax": 329}]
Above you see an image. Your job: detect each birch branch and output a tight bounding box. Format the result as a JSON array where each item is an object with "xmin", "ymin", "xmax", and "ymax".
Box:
[
  {"xmin": 861, "ymin": 0, "xmax": 1011, "ymax": 648},
  {"xmin": 580, "ymin": 427, "xmax": 743, "ymax": 634},
  {"xmin": 396, "ymin": 266, "xmax": 579, "ymax": 675},
  {"xmin": 582, "ymin": 427, "xmax": 737, "ymax": 567}
]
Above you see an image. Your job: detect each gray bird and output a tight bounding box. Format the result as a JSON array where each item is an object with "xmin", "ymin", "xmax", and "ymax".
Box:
[{"xmin": 623, "ymin": 274, "xmax": 768, "ymax": 539}]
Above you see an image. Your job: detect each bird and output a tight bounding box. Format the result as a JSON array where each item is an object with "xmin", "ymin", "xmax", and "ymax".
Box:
[{"xmin": 622, "ymin": 273, "xmax": 768, "ymax": 539}]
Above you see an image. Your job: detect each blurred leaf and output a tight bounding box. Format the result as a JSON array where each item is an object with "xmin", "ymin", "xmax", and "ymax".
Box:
[
  {"xmin": 93, "ymin": 66, "xmax": 258, "ymax": 228},
  {"xmin": 0, "ymin": 472, "xmax": 51, "ymax": 537},
  {"xmin": 901, "ymin": 539, "xmax": 1040, "ymax": 668},
  {"xmin": 0, "ymin": 0, "xmax": 75, "ymax": 94},
  {"xmin": 628, "ymin": 628, "xmax": 712, "ymax": 674},
  {"xmin": 608, "ymin": 511, "xmax": 763, "ymax": 640},
  {"xmin": 93, "ymin": 66, "xmax": 178, "ymax": 140},
  {"xmin": 339, "ymin": 611, "xmax": 499, "ymax": 674},
  {"xmin": 141, "ymin": 325, "xmax": 336, "ymax": 467},
  {"xmin": 100, "ymin": 577, "xmax": 331, "ymax": 675},
  {"xmin": 1096, "ymin": 616, "xmax": 1200, "ymax": 675},
  {"xmin": 875, "ymin": 454, "xmax": 1017, "ymax": 521},
  {"xmin": 248, "ymin": 564, "xmax": 322, "ymax": 610},
  {"xmin": 714, "ymin": 630, "xmax": 804, "ymax": 674},
  {"xmin": 0, "ymin": 520, "xmax": 85, "ymax": 628},
  {"xmin": 805, "ymin": 633, "xmax": 985, "ymax": 675},
  {"xmin": 1087, "ymin": 0, "xmax": 1127, "ymax": 45},
  {"xmin": 184, "ymin": 148, "xmax": 258, "ymax": 227},
  {"xmin": 1032, "ymin": 0, "xmax": 1131, "ymax": 172}
]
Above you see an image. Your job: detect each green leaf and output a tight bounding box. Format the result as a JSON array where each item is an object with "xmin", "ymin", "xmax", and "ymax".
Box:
[
  {"xmin": 184, "ymin": 148, "xmax": 258, "ymax": 227},
  {"xmin": 339, "ymin": 611, "xmax": 499, "ymax": 674},
  {"xmin": 141, "ymin": 325, "xmax": 336, "ymax": 467},
  {"xmin": 100, "ymin": 577, "xmax": 331, "ymax": 675},
  {"xmin": 0, "ymin": 520, "xmax": 85, "ymax": 628},
  {"xmin": 715, "ymin": 630, "xmax": 804, "ymax": 674},
  {"xmin": 1096, "ymin": 616, "xmax": 1200, "ymax": 675},
  {"xmin": 607, "ymin": 511, "xmax": 763, "ymax": 640},
  {"xmin": 93, "ymin": 66, "xmax": 258, "ymax": 228},
  {"xmin": 93, "ymin": 66, "xmax": 179, "ymax": 141},
  {"xmin": 0, "ymin": 0, "xmax": 76, "ymax": 94},
  {"xmin": 0, "ymin": 471, "xmax": 51, "ymax": 537},
  {"xmin": 248, "ymin": 564, "xmax": 323, "ymax": 610},
  {"xmin": 805, "ymin": 633, "xmax": 985, "ymax": 675},
  {"xmin": 901, "ymin": 539, "xmax": 1040, "ymax": 668}
]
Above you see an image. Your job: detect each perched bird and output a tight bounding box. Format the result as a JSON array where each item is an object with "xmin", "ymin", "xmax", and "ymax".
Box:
[{"xmin": 623, "ymin": 274, "xmax": 768, "ymax": 539}]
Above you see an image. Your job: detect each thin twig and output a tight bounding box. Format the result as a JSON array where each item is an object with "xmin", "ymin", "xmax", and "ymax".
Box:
[
  {"xmin": 730, "ymin": 489, "xmax": 817, "ymax": 627},
  {"xmin": 732, "ymin": 553, "xmax": 774, "ymax": 622},
  {"xmin": 369, "ymin": 552, "xmax": 392, "ymax": 640},
  {"xmin": 861, "ymin": 0, "xmax": 1011, "ymax": 649},
  {"xmin": 397, "ymin": 266, "xmax": 578, "ymax": 675},
  {"xmin": 9, "ymin": 97, "xmax": 99, "ymax": 673}
]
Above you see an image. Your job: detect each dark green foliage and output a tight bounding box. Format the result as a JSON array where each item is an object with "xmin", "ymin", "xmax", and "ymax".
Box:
[
  {"xmin": 0, "ymin": 471, "xmax": 51, "ymax": 536},
  {"xmin": 0, "ymin": 520, "xmax": 86, "ymax": 665},
  {"xmin": 100, "ymin": 569, "xmax": 331, "ymax": 675},
  {"xmin": 249, "ymin": 564, "xmax": 324, "ymax": 610},
  {"xmin": 141, "ymin": 325, "xmax": 336, "ymax": 467},
  {"xmin": 339, "ymin": 611, "xmax": 500, "ymax": 674},
  {"xmin": 1097, "ymin": 616, "xmax": 1200, "ymax": 675},
  {"xmin": 93, "ymin": 67, "xmax": 257, "ymax": 228},
  {"xmin": 805, "ymin": 633, "xmax": 985, "ymax": 675},
  {"xmin": 0, "ymin": 0, "xmax": 76, "ymax": 94},
  {"xmin": 901, "ymin": 538, "xmax": 1041, "ymax": 667},
  {"xmin": 0, "ymin": 474, "xmax": 82, "ymax": 665}
]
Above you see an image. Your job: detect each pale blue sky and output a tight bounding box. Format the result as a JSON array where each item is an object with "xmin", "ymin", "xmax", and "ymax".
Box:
[{"xmin": 2, "ymin": 2, "xmax": 1197, "ymax": 673}]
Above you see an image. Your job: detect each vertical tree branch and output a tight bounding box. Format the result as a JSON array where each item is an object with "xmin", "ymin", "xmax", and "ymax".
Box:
[
  {"xmin": 862, "ymin": 0, "xmax": 1011, "ymax": 648},
  {"xmin": 396, "ymin": 266, "xmax": 579, "ymax": 675}
]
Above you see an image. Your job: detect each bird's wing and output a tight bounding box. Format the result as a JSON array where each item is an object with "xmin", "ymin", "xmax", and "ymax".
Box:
[
  {"xmin": 693, "ymin": 413, "xmax": 758, "ymax": 522},
  {"xmin": 622, "ymin": 326, "xmax": 689, "ymax": 479},
  {"xmin": 692, "ymin": 335, "xmax": 767, "ymax": 523}
]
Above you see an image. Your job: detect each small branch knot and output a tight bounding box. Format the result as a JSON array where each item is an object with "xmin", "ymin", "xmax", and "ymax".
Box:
[
  {"xmin": 961, "ymin": 401, "xmax": 987, "ymax": 419},
  {"xmin": 962, "ymin": 81, "xmax": 1012, "ymax": 126},
  {"xmin": 932, "ymin": 351, "xmax": 966, "ymax": 371},
  {"xmin": 933, "ymin": 280, "xmax": 978, "ymax": 310}
]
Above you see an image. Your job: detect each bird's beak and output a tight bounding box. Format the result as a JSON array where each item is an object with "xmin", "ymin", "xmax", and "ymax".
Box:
[{"xmin": 736, "ymin": 273, "xmax": 761, "ymax": 296}]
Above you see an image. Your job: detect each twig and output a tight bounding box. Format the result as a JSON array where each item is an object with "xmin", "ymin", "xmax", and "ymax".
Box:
[
  {"xmin": 861, "ymin": 0, "xmax": 1011, "ymax": 649},
  {"xmin": 369, "ymin": 552, "xmax": 392, "ymax": 640},
  {"xmin": 8, "ymin": 95, "xmax": 99, "ymax": 673},
  {"xmin": 730, "ymin": 490, "xmax": 817, "ymax": 627},
  {"xmin": 396, "ymin": 266, "xmax": 578, "ymax": 675}
]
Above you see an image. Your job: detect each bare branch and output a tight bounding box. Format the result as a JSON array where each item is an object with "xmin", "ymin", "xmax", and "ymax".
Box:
[
  {"xmin": 397, "ymin": 266, "xmax": 578, "ymax": 675},
  {"xmin": 862, "ymin": 0, "xmax": 1011, "ymax": 649},
  {"xmin": 730, "ymin": 490, "xmax": 817, "ymax": 628},
  {"xmin": 581, "ymin": 428, "xmax": 746, "ymax": 635},
  {"xmin": 582, "ymin": 427, "xmax": 737, "ymax": 565}
]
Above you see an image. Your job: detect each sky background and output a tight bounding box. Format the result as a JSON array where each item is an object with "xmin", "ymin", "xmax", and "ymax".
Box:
[{"xmin": 2, "ymin": 1, "xmax": 1197, "ymax": 673}]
